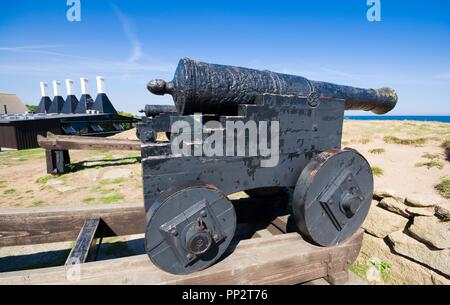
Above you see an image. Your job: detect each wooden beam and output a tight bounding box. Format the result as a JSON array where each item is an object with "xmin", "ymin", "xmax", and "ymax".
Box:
[
  {"xmin": 0, "ymin": 196, "xmax": 288, "ymax": 247},
  {"xmin": 37, "ymin": 134, "xmax": 141, "ymax": 151},
  {"xmin": 65, "ymin": 218, "xmax": 101, "ymax": 266},
  {"xmin": 0, "ymin": 204, "xmax": 145, "ymax": 247},
  {"xmin": 0, "ymin": 230, "xmax": 364, "ymax": 285}
]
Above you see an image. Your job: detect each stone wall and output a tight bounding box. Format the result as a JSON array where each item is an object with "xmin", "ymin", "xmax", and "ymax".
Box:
[{"xmin": 356, "ymin": 189, "xmax": 450, "ymax": 284}]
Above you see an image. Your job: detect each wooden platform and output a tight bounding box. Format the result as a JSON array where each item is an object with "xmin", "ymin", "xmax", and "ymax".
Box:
[
  {"xmin": 36, "ymin": 132, "xmax": 141, "ymax": 174},
  {"xmin": 0, "ymin": 199, "xmax": 364, "ymax": 285},
  {"xmin": 0, "ymin": 230, "xmax": 363, "ymax": 285}
]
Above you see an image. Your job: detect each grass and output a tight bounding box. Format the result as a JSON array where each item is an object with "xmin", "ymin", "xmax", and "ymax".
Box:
[
  {"xmin": 443, "ymin": 140, "xmax": 450, "ymax": 160},
  {"xmin": 35, "ymin": 175, "xmax": 56, "ymax": 184},
  {"xmin": 3, "ymin": 188, "xmax": 16, "ymax": 195},
  {"xmin": 415, "ymin": 160, "xmax": 443, "ymax": 170},
  {"xmin": 99, "ymin": 177, "xmax": 126, "ymax": 185},
  {"xmin": 359, "ymin": 137, "xmax": 371, "ymax": 144},
  {"xmin": 369, "ymin": 148, "xmax": 385, "ymax": 154},
  {"xmin": 82, "ymin": 197, "xmax": 96, "ymax": 204},
  {"xmin": 442, "ymin": 140, "xmax": 450, "ymax": 150},
  {"xmin": 0, "ymin": 179, "xmax": 5, "ymax": 187},
  {"xmin": 91, "ymin": 185, "xmax": 115, "ymax": 194},
  {"xmin": 435, "ymin": 179, "xmax": 450, "ymax": 199},
  {"xmin": 371, "ymin": 166, "xmax": 384, "ymax": 177},
  {"xmin": 100, "ymin": 194, "xmax": 124, "ymax": 204},
  {"xmin": 349, "ymin": 261, "xmax": 369, "ymax": 281},
  {"xmin": 383, "ymin": 135, "xmax": 428, "ymax": 146},
  {"xmin": 415, "ymin": 152, "xmax": 444, "ymax": 170},
  {"xmin": 0, "ymin": 148, "xmax": 44, "ymax": 163},
  {"xmin": 28, "ymin": 200, "xmax": 44, "ymax": 207}
]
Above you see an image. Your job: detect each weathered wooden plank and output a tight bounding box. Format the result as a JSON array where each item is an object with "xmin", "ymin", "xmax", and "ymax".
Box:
[
  {"xmin": 0, "ymin": 204, "xmax": 145, "ymax": 247},
  {"xmin": 37, "ymin": 134, "xmax": 141, "ymax": 151},
  {"xmin": 0, "ymin": 230, "xmax": 363, "ymax": 285},
  {"xmin": 65, "ymin": 219, "xmax": 100, "ymax": 266}
]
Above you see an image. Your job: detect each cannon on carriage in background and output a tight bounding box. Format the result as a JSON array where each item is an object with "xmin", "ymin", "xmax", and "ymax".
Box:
[{"xmin": 137, "ymin": 58, "xmax": 398, "ymax": 274}]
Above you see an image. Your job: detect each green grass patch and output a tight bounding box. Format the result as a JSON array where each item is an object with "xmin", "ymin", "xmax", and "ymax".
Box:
[
  {"xmin": 28, "ymin": 200, "xmax": 44, "ymax": 207},
  {"xmin": 415, "ymin": 160, "xmax": 443, "ymax": 170},
  {"xmin": 422, "ymin": 152, "xmax": 440, "ymax": 160},
  {"xmin": 415, "ymin": 153, "xmax": 444, "ymax": 170},
  {"xmin": 100, "ymin": 194, "xmax": 124, "ymax": 204},
  {"xmin": 99, "ymin": 177, "xmax": 126, "ymax": 185},
  {"xmin": 368, "ymin": 148, "xmax": 385, "ymax": 154},
  {"xmin": 359, "ymin": 137, "xmax": 371, "ymax": 144},
  {"xmin": 371, "ymin": 166, "xmax": 384, "ymax": 177},
  {"xmin": 82, "ymin": 197, "xmax": 96, "ymax": 204},
  {"xmin": 349, "ymin": 261, "xmax": 369, "ymax": 281},
  {"xmin": 25, "ymin": 189, "xmax": 33, "ymax": 193},
  {"xmin": 0, "ymin": 148, "xmax": 44, "ymax": 163},
  {"xmin": 3, "ymin": 188, "xmax": 16, "ymax": 195},
  {"xmin": 383, "ymin": 135, "xmax": 428, "ymax": 146},
  {"xmin": 435, "ymin": 179, "xmax": 450, "ymax": 199},
  {"xmin": 35, "ymin": 175, "xmax": 56, "ymax": 184}
]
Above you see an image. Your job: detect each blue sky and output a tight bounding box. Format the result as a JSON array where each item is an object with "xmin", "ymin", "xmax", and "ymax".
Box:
[{"xmin": 0, "ymin": 0, "xmax": 449, "ymax": 115}]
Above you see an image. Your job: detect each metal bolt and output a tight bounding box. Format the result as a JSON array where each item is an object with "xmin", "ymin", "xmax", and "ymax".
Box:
[
  {"xmin": 170, "ymin": 228, "xmax": 178, "ymax": 236},
  {"xmin": 347, "ymin": 177, "xmax": 352, "ymax": 182},
  {"xmin": 186, "ymin": 253, "xmax": 193, "ymax": 260},
  {"xmin": 213, "ymin": 234, "xmax": 220, "ymax": 241},
  {"xmin": 200, "ymin": 210, "xmax": 207, "ymax": 217},
  {"xmin": 328, "ymin": 199, "xmax": 333, "ymax": 205}
]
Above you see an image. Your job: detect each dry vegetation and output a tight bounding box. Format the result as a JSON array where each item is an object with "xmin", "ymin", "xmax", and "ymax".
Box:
[{"xmin": 342, "ymin": 120, "xmax": 450, "ymax": 203}]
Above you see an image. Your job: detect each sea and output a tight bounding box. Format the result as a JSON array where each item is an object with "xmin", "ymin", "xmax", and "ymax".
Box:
[{"xmin": 344, "ymin": 116, "xmax": 450, "ymax": 123}]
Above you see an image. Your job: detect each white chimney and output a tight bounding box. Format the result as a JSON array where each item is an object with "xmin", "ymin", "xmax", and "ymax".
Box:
[
  {"xmin": 80, "ymin": 77, "xmax": 89, "ymax": 95},
  {"xmin": 52, "ymin": 80, "xmax": 61, "ymax": 96},
  {"xmin": 96, "ymin": 76, "xmax": 105, "ymax": 94},
  {"xmin": 65, "ymin": 79, "xmax": 75, "ymax": 96},
  {"xmin": 40, "ymin": 82, "xmax": 48, "ymax": 97}
]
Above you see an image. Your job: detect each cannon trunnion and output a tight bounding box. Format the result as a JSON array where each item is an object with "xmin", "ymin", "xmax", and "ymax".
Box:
[{"xmin": 139, "ymin": 58, "xmax": 395, "ymax": 275}]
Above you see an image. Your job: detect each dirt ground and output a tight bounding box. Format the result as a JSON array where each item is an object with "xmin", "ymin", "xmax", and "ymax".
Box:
[{"xmin": 0, "ymin": 120, "xmax": 449, "ymax": 209}]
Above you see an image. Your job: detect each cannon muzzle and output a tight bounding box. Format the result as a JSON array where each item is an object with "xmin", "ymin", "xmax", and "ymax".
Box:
[{"xmin": 148, "ymin": 58, "xmax": 397, "ymax": 115}]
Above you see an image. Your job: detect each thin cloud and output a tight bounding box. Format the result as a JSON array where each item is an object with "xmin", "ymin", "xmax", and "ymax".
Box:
[
  {"xmin": 111, "ymin": 4, "xmax": 142, "ymax": 63},
  {"xmin": 0, "ymin": 45, "xmax": 61, "ymax": 51}
]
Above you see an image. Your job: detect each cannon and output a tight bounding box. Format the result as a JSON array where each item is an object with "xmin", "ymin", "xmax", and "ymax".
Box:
[{"xmin": 138, "ymin": 58, "xmax": 397, "ymax": 275}]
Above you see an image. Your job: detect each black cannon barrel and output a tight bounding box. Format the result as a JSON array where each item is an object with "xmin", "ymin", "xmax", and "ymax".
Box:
[
  {"xmin": 139, "ymin": 105, "xmax": 177, "ymax": 117},
  {"xmin": 148, "ymin": 58, "xmax": 397, "ymax": 115}
]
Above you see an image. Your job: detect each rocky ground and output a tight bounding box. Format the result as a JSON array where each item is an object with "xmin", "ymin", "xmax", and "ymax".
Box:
[{"xmin": 0, "ymin": 120, "xmax": 449, "ymax": 284}]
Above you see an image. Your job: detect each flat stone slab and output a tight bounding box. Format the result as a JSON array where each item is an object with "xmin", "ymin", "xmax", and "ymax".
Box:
[
  {"xmin": 405, "ymin": 195, "xmax": 440, "ymax": 207},
  {"xmin": 388, "ymin": 231, "xmax": 450, "ymax": 276},
  {"xmin": 362, "ymin": 206, "xmax": 408, "ymax": 238},
  {"xmin": 373, "ymin": 189, "xmax": 405, "ymax": 202},
  {"xmin": 408, "ymin": 216, "xmax": 450, "ymax": 249},
  {"xmin": 379, "ymin": 197, "xmax": 409, "ymax": 217},
  {"xmin": 406, "ymin": 207, "xmax": 435, "ymax": 217},
  {"xmin": 102, "ymin": 168, "xmax": 132, "ymax": 180}
]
